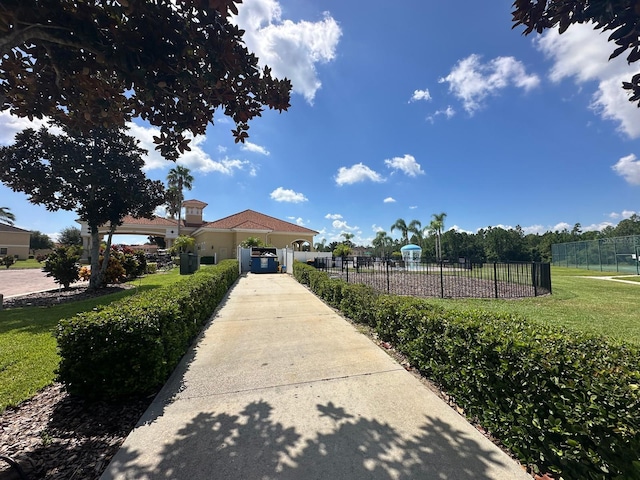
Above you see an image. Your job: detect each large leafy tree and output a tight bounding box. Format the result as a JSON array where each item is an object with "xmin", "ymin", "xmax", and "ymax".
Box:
[
  {"xmin": 0, "ymin": 125, "xmax": 165, "ymax": 290},
  {"xmin": 0, "ymin": 0, "xmax": 292, "ymax": 160},
  {"xmin": 167, "ymin": 166, "xmax": 194, "ymax": 236},
  {"xmin": 512, "ymin": 0, "xmax": 640, "ymax": 105},
  {"xmin": 0, "ymin": 207, "xmax": 15, "ymax": 225},
  {"xmin": 29, "ymin": 230, "xmax": 54, "ymax": 250},
  {"xmin": 58, "ymin": 226, "xmax": 83, "ymax": 247}
]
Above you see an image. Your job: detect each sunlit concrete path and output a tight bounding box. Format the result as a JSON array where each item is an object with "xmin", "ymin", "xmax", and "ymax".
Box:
[{"xmin": 102, "ymin": 272, "xmax": 531, "ymax": 480}]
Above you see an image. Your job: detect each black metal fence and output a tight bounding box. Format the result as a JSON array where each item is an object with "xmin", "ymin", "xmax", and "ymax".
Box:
[{"xmin": 312, "ymin": 258, "xmax": 552, "ymax": 299}]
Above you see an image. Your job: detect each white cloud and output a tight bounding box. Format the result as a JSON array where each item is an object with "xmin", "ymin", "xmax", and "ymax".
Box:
[
  {"xmin": 335, "ymin": 163, "xmax": 385, "ymax": 185},
  {"xmin": 536, "ymin": 23, "xmax": 640, "ymax": 138},
  {"xmin": 552, "ymin": 222, "xmax": 572, "ymax": 232},
  {"xmin": 325, "ymin": 213, "xmax": 342, "ymax": 220},
  {"xmin": 612, "ymin": 154, "xmax": 640, "ymax": 185},
  {"xmin": 372, "ymin": 224, "xmax": 385, "ymax": 232},
  {"xmin": 0, "ymin": 111, "xmax": 58, "ymax": 145},
  {"xmin": 384, "ymin": 154, "xmax": 424, "ymax": 177},
  {"xmin": 288, "ymin": 216, "xmax": 306, "ymax": 226},
  {"xmin": 127, "ymin": 122, "xmax": 256, "ymax": 175},
  {"xmin": 234, "ymin": 0, "xmax": 342, "ymax": 104},
  {"xmin": 332, "ymin": 219, "xmax": 358, "ymax": 231},
  {"xmin": 428, "ymin": 106, "xmax": 456, "ymax": 123},
  {"xmin": 583, "ymin": 221, "xmax": 615, "ymax": 231},
  {"xmin": 439, "ymin": 54, "xmax": 540, "ymax": 114},
  {"xmin": 409, "ymin": 89, "xmax": 431, "ymax": 102},
  {"xmin": 270, "ymin": 187, "xmax": 308, "ymax": 203},
  {"xmin": 450, "ymin": 224, "xmax": 473, "ymax": 234},
  {"xmin": 409, "ymin": 205, "xmax": 418, "ymax": 210},
  {"xmin": 383, "ymin": 197, "xmax": 396, "ymax": 203},
  {"xmin": 241, "ymin": 141, "xmax": 270, "ymax": 155}
]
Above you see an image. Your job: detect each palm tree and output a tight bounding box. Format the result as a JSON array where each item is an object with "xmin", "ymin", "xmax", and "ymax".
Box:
[
  {"xmin": 166, "ymin": 166, "xmax": 194, "ymax": 236},
  {"xmin": 429, "ymin": 212, "xmax": 447, "ymax": 262},
  {"xmin": 408, "ymin": 219, "xmax": 423, "ymax": 245},
  {"xmin": 390, "ymin": 218, "xmax": 409, "ymax": 245},
  {"xmin": 372, "ymin": 230, "xmax": 393, "ymax": 259},
  {"xmin": 0, "ymin": 207, "xmax": 15, "ymax": 225}
]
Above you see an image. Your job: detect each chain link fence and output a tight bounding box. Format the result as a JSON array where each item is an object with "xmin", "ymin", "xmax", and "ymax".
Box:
[{"xmin": 552, "ymin": 235, "xmax": 640, "ymax": 274}]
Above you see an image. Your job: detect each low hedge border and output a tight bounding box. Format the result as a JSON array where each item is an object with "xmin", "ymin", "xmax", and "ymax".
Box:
[
  {"xmin": 56, "ymin": 260, "xmax": 239, "ymax": 401},
  {"xmin": 293, "ymin": 261, "xmax": 640, "ymax": 479}
]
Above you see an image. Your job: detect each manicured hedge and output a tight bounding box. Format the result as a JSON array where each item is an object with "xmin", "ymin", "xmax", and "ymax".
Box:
[
  {"xmin": 293, "ymin": 261, "xmax": 640, "ymax": 479},
  {"xmin": 56, "ymin": 260, "xmax": 239, "ymax": 401}
]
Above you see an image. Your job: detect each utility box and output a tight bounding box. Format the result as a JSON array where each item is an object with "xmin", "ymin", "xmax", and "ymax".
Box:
[
  {"xmin": 250, "ymin": 247, "xmax": 278, "ymax": 274},
  {"xmin": 180, "ymin": 253, "xmax": 199, "ymax": 275}
]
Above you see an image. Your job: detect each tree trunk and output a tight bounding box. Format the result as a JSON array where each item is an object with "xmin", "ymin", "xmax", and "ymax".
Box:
[
  {"xmin": 88, "ymin": 224, "xmax": 101, "ymax": 291},
  {"xmin": 97, "ymin": 226, "xmax": 116, "ymax": 288}
]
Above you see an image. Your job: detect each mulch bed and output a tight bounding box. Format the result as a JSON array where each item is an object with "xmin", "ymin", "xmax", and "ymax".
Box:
[{"xmin": 0, "ymin": 286, "xmax": 153, "ymax": 480}]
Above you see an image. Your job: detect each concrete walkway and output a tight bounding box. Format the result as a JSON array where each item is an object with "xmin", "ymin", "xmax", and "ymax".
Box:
[{"xmin": 101, "ymin": 273, "xmax": 531, "ymax": 480}]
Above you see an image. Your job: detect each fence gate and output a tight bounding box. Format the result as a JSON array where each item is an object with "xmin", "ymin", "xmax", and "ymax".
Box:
[{"xmin": 239, "ymin": 247, "xmax": 251, "ymax": 273}]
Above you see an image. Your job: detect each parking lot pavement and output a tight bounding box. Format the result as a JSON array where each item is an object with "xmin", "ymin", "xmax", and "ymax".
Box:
[{"xmin": 0, "ymin": 269, "xmax": 59, "ymax": 298}]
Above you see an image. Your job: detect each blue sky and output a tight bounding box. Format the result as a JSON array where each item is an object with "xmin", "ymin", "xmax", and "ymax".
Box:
[{"xmin": 1, "ymin": 0, "xmax": 640, "ymax": 246}]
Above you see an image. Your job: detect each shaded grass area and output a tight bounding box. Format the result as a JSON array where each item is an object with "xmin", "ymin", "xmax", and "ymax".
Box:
[
  {"xmin": 429, "ymin": 267, "xmax": 640, "ymax": 344},
  {"xmin": 0, "ymin": 269, "xmax": 185, "ymax": 412}
]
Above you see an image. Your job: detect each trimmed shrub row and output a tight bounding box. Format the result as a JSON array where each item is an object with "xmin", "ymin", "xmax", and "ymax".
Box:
[
  {"xmin": 293, "ymin": 261, "xmax": 640, "ymax": 479},
  {"xmin": 56, "ymin": 260, "xmax": 239, "ymax": 401}
]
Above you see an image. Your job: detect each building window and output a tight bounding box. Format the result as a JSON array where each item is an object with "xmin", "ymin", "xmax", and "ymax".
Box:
[{"xmin": 0, "ymin": 248, "xmax": 7, "ymax": 255}]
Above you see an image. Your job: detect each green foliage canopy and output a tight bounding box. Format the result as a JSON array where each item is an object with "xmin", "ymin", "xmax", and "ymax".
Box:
[{"xmin": 0, "ymin": 0, "xmax": 292, "ymax": 160}]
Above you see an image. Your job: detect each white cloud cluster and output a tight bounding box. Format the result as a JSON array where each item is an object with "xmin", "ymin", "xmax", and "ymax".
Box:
[
  {"xmin": 234, "ymin": 0, "xmax": 342, "ymax": 104},
  {"xmin": 270, "ymin": 187, "xmax": 308, "ymax": 203},
  {"xmin": 241, "ymin": 141, "xmax": 270, "ymax": 156},
  {"xmin": 0, "ymin": 111, "xmax": 55, "ymax": 145},
  {"xmin": 609, "ymin": 210, "xmax": 637, "ymax": 219},
  {"xmin": 439, "ymin": 54, "xmax": 540, "ymax": 114},
  {"xmin": 384, "ymin": 154, "xmax": 424, "ymax": 177},
  {"xmin": 383, "ymin": 197, "xmax": 396, "ymax": 203},
  {"xmin": 427, "ymin": 106, "xmax": 456, "ymax": 123},
  {"xmin": 335, "ymin": 163, "xmax": 385, "ymax": 186},
  {"xmin": 325, "ymin": 213, "xmax": 342, "ymax": 220},
  {"xmin": 127, "ymin": 122, "xmax": 256, "ymax": 175},
  {"xmin": 409, "ymin": 89, "xmax": 431, "ymax": 102},
  {"xmin": 612, "ymin": 153, "xmax": 640, "ymax": 185},
  {"xmin": 535, "ymin": 23, "xmax": 640, "ymax": 138}
]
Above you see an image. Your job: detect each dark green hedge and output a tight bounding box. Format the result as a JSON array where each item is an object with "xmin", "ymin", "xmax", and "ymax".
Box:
[
  {"xmin": 56, "ymin": 260, "xmax": 239, "ymax": 401},
  {"xmin": 293, "ymin": 261, "xmax": 640, "ymax": 479}
]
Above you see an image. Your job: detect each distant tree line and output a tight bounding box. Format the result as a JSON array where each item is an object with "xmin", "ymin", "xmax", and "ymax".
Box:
[{"xmin": 316, "ymin": 215, "xmax": 640, "ymax": 264}]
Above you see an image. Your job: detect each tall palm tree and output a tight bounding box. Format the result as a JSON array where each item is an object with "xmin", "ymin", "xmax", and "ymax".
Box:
[
  {"xmin": 429, "ymin": 212, "xmax": 447, "ymax": 262},
  {"xmin": 407, "ymin": 219, "xmax": 423, "ymax": 245},
  {"xmin": 166, "ymin": 166, "xmax": 194, "ymax": 236},
  {"xmin": 390, "ymin": 218, "xmax": 409, "ymax": 245},
  {"xmin": 0, "ymin": 207, "xmax": 15, "ymax": 226},
  {"xmin": 372, "ymin": 230, "xmax": 393, "ymax": 259}
]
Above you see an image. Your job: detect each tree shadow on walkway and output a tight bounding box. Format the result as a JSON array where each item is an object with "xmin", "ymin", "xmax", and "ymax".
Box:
[{"xmin": 106, "ymin": 399, "xmax": 514, "ymax": 479}]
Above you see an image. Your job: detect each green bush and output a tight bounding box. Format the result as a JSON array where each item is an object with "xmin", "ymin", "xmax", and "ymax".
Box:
[
  {"xmin": 56, "ymin": 260, "xmax": 239, "ymax": 401},
  {"xmin": 1, "ymin": 255, "xmax": 14, "ymax": 269},
  {"xmin": 43, "ymin": 246, "xmax": 80, "ymax": 288},
  {"xmin": 146, "ymin": 262, "xmax": 158, "ymax": 274},
  {"xmin": 294, "ymin": 262, "xmax": 640, "ymax": 479}
]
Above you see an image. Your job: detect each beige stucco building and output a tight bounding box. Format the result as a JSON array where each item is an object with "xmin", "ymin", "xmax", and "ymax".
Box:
[
  {"xmin": 0, "ymin": 223, "xmax": 30, "ymax": 259},
  {"xmin": 79, "ymin": 200, "xmax": 317, "ymax": 261}
]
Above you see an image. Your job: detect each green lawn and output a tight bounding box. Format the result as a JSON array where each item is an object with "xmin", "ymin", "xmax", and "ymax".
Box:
[
  {"xmin": 5, "ymin": 258, "xmax": 44, "ymax": 269},
  {"xmin": 0, "ymin": 269, "xmax": 185, "ymax": 412},
  {"xmin": 429, "ymin": 267, "xmax": 640, "ymax": 344}
]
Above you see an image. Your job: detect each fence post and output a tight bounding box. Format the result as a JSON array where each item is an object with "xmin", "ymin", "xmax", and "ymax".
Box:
[
  {"xmin": 493, "ymin": 262, "xmax": 498, "ymax": 299},
  {"xmin": 346, "ymin": 258, "xmax": 349, "ymax": 283},
  {"xmin": 532, "ymin": 262, "xmax": 538, "ymax": 297},
  {"xmin": 440, "ymin": 261, "xmax": 444, "ymax": 298},
  {"xmin": 386, "ymin": 260, "xmax": 390, "ymax": 294}
]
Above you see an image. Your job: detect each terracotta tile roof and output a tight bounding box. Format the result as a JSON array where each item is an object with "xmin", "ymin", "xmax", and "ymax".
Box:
[
  {"xmin": 0, "ymin": 223, "xmax": 30, "ymax": 233},
  {"xmin": 183, "ymin": 199, "xmax": 208, "ymax": 208},
  {"xmin": 119, "ymin": 216, "xmax": 180, "ymax": 227},
  {"xmin": 204, "ymin": 210, "xmax": 317, "ymax": 234}
]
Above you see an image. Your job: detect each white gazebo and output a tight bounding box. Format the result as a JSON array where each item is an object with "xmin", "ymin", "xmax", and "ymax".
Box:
[{"xmin": 400, "ymin": 244, "xmax": 422, "ymax": 265}]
